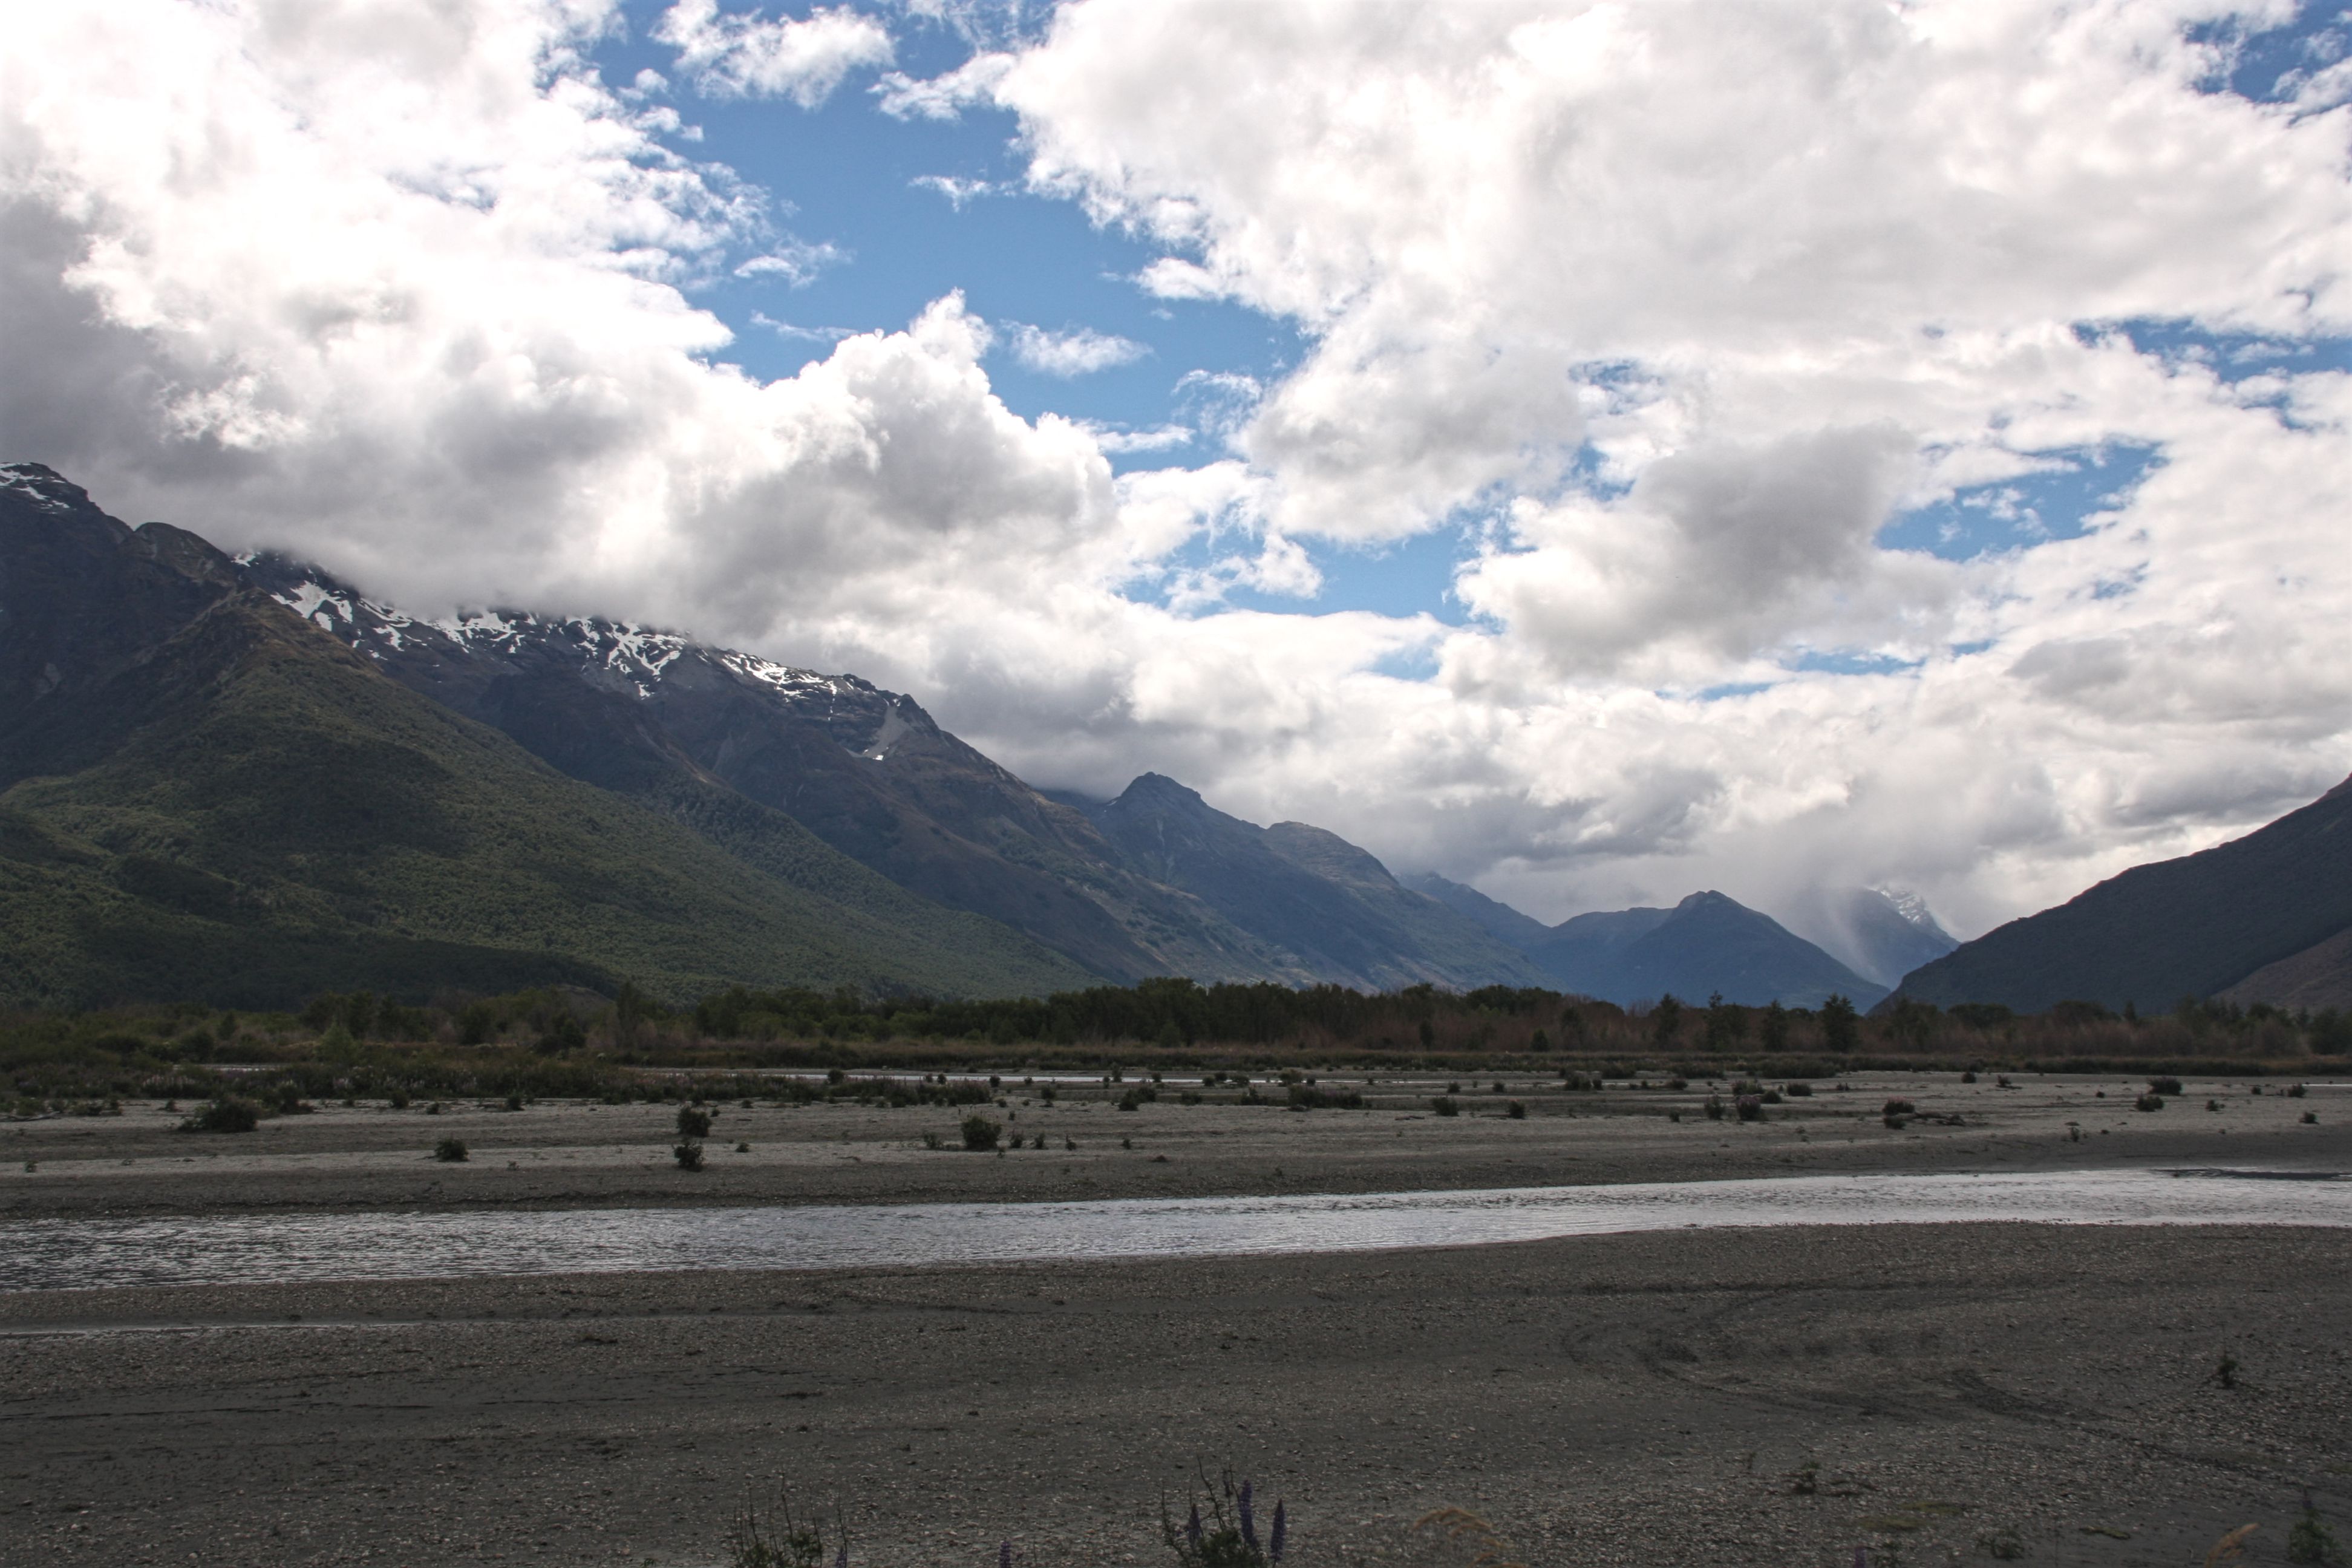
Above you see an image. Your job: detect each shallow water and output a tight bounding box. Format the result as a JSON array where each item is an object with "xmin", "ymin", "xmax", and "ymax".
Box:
[{"xmin": 1, "ymin": 1167, "xmax": 2342, "ymax": 1293}]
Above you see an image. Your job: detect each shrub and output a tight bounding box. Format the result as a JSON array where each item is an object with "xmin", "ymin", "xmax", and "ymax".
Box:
[
  {"xmin": 730, "ymin": 1485, "xmax": 844, "ymax": 1568},
  {"xmin": 1883, "ymin": 1097, "xmax": 1915, "ymax": 1129},
  {"xmin": 2135, "ymin": 1093, "xmax": 2165, "ymax": 1112},
  {"xmin": 923, "ymin": 1131, "xmax": 942, "ymax": 1150},
  {"xmin": 674, "ymin": 1139, "xmax": 705, "ymax": 1171},
  {"xmin": 2288, "ymin": 1491, "xmax": 2341, "ymax": 1565},
  {"xmin": 2304, "ymin": 1111, "xmax": 2321, "ymax": 1125},
  {"xmin": 179, "ymin": 1097, "xmax": 260, "ymax": 1134},
  {"xmin": 1735, "ymin": 1095, "xmax": 1764, "ymax": 1122},
  {"xmin": 433, "ymin": 1137, "xmax": 468, "ymax": 1162},
  {"xmin": 2149, "ymin": 1076, "xmax": 2184, "ymax": 1096},
  {"xmin": 1704, "ymin": 1095, "xmax": 1726, "ymax": 1121},
  {"xmin": 678, "ymin": 1106, "xmax": 714, "ymax": 1138},
  {"xmin": 961, "ymin": 1114, "xmax": 1002, "ymax": 1151},
  {"xmin": 1119, "ymin": 1088, "xmax": 1145, "ymax": 1112},
  {"xmin": 1163, "ymin": 1469, "xmax": 1285, "ymax": 1567},
  {"xmin": 503, "ymin": 1094, "xmax": 526, "ymax": 1112},
  {"xmin": 1507, "ymin": 1100, "xmax": 1527, "ymax": 1119},
  {"xmin": 1784, "ymin": 1081, "xmax": 1813, "ymax": 1096},
  {"xmin": 1429, "ymin": 1096, "xmax": 1460, "ymax": 1117},
  {"xmin": 1960, "ymin": 1070, "xmax": 1978, "ymax": 1084},
  {"xmin": 2288, "ymin": 1082, "xmax": 2308, "ymax": 1098}
]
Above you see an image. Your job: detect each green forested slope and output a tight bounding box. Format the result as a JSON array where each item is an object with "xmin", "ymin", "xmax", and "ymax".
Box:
[{"xmin": 0, "ymin": 595, "xmax": 1094, "ymax": 1008}]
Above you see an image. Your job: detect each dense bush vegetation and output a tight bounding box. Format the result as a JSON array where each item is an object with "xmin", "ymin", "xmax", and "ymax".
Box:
[{"xmin": 2, "ymin": 975, "xmax": 2343, "ymax": 1109}]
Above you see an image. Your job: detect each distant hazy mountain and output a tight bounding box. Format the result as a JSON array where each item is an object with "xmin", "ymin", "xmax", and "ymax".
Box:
[
  {"xmin": 1523, "ymin": 890, "xmax": 1886, "ymax": 1008},
  {"xmin": 0, "ymin": 463, "xmax": 1092, "ymax": 1008},
  {"xmin": 1075, "ymin": 776, "xmax": 1552, "ymax": 991},
  {"xmin": 1400, "ymin": 875, "xmax": 1883, "ymax": 1007},
  {"xmin": 1405, "ymin": 872, "xmax": 1560, "ymax": 951},
  {"xmin": 1890, "ymin": 776, "xmax": 2352, "ymax": 1013},
  {"xmin": 1782, "ymin": 886, "xmax": 1959, "ymax": 989}
]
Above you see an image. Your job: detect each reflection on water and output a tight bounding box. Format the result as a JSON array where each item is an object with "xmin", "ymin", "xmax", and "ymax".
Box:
[{"xmin": 2, "ymin": 1168, "xmax": 2343, "ymax": 1293}]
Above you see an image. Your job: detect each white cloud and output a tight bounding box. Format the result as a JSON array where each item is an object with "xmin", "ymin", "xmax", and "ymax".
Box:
[
  {"xmin": 733, "ymin": 237, "xmax": 846, "ymax": 285},
  {"xmin": 655, "ymin": 0, "xmax": 893, "ymax": 106},
  {"xmin": 2, "ymin": 0, "xmax": 2347, "ymax": 949},
  {"xmin": 909, "ymin": 174, "xmax": 998, "ymax": 207},
  {"xmin": 1077, "ymin": 420, "xmax": 1192, "ymax": 454},
  {"xmin": 873, "ymin": 50, "xmax": 1013, "ymax": 119},
  {"xmin": 1005, "ymin": 323, "xmax": 1148, "ymax": 376}
]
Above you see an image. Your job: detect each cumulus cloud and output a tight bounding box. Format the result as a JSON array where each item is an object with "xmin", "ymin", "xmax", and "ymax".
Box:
[
  {"xmin": 1005, "ymin": 323, "xmax": 1148, "ymax": 376},
  {"xmin": 2, "ymin": 0, "xmax": 2347, "ymax": 946},
  {"xmin": 655, "ymin": 0, "xmax": 893, "ymax": 106}
]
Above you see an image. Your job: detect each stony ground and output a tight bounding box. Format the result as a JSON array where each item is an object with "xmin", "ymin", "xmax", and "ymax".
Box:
[
  {"xmin": 3, "ymin": 1070, "xmax": 2344, "ymax": 1220},
  {"xmin": 2, "ymin": 1070, "xmax": 2348, "ymax": 1567}
]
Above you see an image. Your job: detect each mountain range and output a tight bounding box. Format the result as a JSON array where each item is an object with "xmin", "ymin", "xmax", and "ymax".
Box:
[
  {"xmin": 1890, "ymin": 774, "xmax": 2352, "ymax": 1013},
  {"xmin": 0, "ymin": 462, "xmax": 1555, "ymax": 1008},
  {"xmin": 1408, "ymin": 876, "xmax": 1903, "ymax": 1009},
  {"xmin": 28, "ymin": 459, "xmax": 2324, "ymax": 1021}
]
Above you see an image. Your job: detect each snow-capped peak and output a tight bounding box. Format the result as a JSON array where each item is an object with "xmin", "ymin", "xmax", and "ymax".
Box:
[{"xmin": 1870, "ymin": 886, "xmax": 1944, "ymax": 934}]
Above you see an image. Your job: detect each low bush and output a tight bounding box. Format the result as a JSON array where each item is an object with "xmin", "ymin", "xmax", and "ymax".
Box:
[
  {"xmin": 1704, "ymin": 1095, "xmax": 1726, "ymax": 1121},
  {"xmin": 433, "ymin": 1136, "xmax": 468, "ymax": 1162},
  {"xmin": 1735, "ymin": 1095, "xmax": 1765, "ymax": 1122},
  {"xmin": 2149, "ymin": 1076, "xmax": 2184, "ymax": 1096},
  {"xmin": 2135, "ymin": 1093, "xmax": 2165, "ymax": 1112},
  {"xmin": 961, "ymin": 1114, "xmax": 1002, "ymax": 1151},
  {"xmin": 1507, "ymin": 1099, "xmax": 1527, "ymax": 1119},
  {"xmin": 1163, "ymin": 1469, "xmax": 1285, "ymax": 1567},
  {"xmin": 674, "ymin": 1139, "xmax": 705, "ymax": 1171},
  {"xmin": 1784, "ymin": 1081, "xmax": 1813, "ymax": 1096},
  {"xmin": 677, "ymin": 1106, "xmax": 714, "ymax": 1138},
  {"xmin": 179, "ymin": 1097, "xmax": 260, "ymax": 1134},
  {"xmin": 1429, "ymin": 1096, "xmax": 1460, "ymax": 1117}
]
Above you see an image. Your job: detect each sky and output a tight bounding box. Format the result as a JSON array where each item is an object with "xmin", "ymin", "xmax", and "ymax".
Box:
[{"xmin": 3, "ymin": 0, "xmax": 2348, "ymax": 941}]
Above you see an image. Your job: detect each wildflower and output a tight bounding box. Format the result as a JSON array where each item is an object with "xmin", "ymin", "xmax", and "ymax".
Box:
[
  {"xmin": 1240, "ymin": 1480, "xmax": 1256, "ymax": 1552},
  {"xmin": 1269, "ymin": 1500, "xmax": 1287, "ymax": 1563}
]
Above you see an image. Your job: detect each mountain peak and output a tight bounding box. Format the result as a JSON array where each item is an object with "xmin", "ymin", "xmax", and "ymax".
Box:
[
  {"xmin": 0, "ymin": 461, "xmax": 98, "ymax": 518},
  {"xmin": 1115, "ymin": 772, "xmax": 1210, "ymax": 810}
]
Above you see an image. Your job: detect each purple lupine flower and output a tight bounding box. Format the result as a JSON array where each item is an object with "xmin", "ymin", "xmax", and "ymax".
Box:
[
  {"xmin": 1187, "ymin": 1503, "xmax": 1203, "ymax": 1546},
  {"xmin": 1268, "ymin": 1500, "xmax": 1286, "ymax": 1563},
  {"xmin": 835, "ymin": 1540, "xmax": 848, "ymax": 1568},
  {"xmin": 1239, "ymin": 1480, "xmax": 1256, "ymax": 1552},
  {"xmin": 1852, "ymin": 1549, "xmax": 1866, "ymax": 1568},
  {"xmin": 999, "ymin": 1541, "xmax": 1014, "ymax": 1568}
]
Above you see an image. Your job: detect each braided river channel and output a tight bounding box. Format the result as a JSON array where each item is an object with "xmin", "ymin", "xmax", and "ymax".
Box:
[{"xmin": 2, "ymin": 1167, "xmax": 2345, "ymax": 1293}]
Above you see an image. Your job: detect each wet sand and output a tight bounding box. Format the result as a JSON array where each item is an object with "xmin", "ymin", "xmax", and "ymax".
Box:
[{"xmin": 3, "ymin": 1073, "xmax": 2348, "ymax": 1566}]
